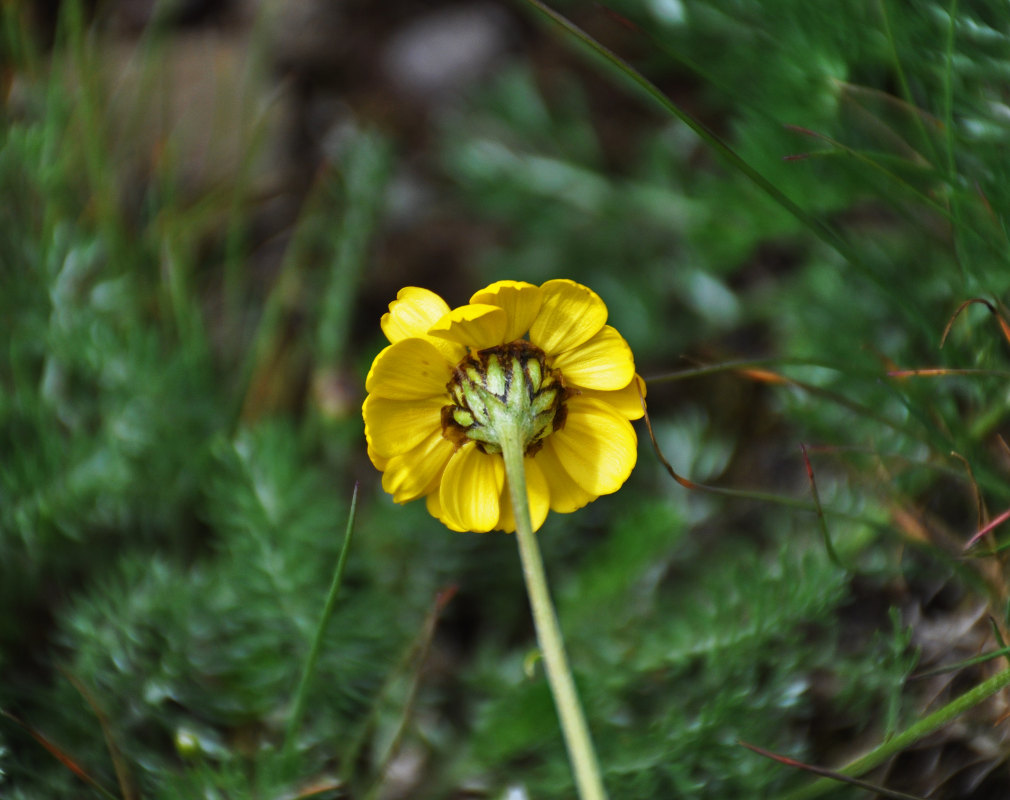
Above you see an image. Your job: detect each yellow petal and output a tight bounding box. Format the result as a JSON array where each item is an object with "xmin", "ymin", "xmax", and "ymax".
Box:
[
  {"xmin": 363, "ymin": 394, "xmax": 446, "ymax": 458},
  {"xmin": 534, "ymin": 437, "xmax": 595, "ymax": 513},
  {"xmin": 428, "ymin": 304, "xmax": 509, "ymax": 351},
  {"xmin": 439, "ymin": 442, "xmax": 505, "ymax": 532},
  {"xmin": 381, "ymin": 287, "xmax": 450, "ymax": 343},
  {"xmin": 579, "ymin": 374, "xmax": 647, "ymax": 420},
  {"xmin": 497, "ymin": 454, "xmax": 550, "ymax": 532},
  {"xmin": 367, "ymin": 443, "xmax": 389, "ymax": 471},
  {"xmin": 548, "ymin": 396, "xmax": 637, "ymax": 496},
  {"xmin": 381, "ymin": 428, "xmax": 455, "ymax": 503},
  {"xmin": 551, "ymin": 325, "xmax": 634, "ymax": 391},
  {"xmin": 365, "ymin": 339, "xmax": 452, "ymax": 399},
  {"xmin": 426, "ymin": 492, "xmax": 466, "ymax": 532},
  {"xmin": 470, "ymin": 281, "xmax": 542, "ymax": 342},
  {"xmin": 530, "ymin": 279, "xmax": 608, "ymax": 355},
  {"xmin": 380, "ymin": 287, "xmax": 466, "ymax": 361}
]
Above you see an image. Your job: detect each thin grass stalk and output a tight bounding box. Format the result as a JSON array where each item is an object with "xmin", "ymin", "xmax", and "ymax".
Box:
[
  {"xmin": 878, "ymin": 0, "xmax": 941, "ymax": 167},
  {"xmin": 282, "ymin": 483, "xmax": 360, "ymax": 760}
]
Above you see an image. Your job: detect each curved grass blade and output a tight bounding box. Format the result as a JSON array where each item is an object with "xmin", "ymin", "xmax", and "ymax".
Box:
[
  {"xmin": 648, "ymin": 359, "xmax": 929, "ymax": 447},
  {"xmin": 741, "ymin": 740, "xmax": 927, "ymax": 800},
  {"xmin": 360, "ymin": 585, "xmax": 457, "ymax": 800},
  {"xmin": 965, "ymin": 506, "xmax": 1010, "ymax": 550},
  {"xmin": 940, "ymin": 297, "xmax": 1010, "ymax": 350},
  {"xmin": 910, "ymin": 642, "xmax": 1010, "ymax": 680},
  {"xmin": 801, "ymin": 443, "xmax": 840, "ymax": 566},
  {"xmin": 0, "ymin": 709, "xmax": 121, "ymax": 800},
  {"xmin": 521, "ymin": 0, "xmax": 887, "ymax": 285},
  {"xmin": 774, "ymin": 665, "xmax": 1010, "ymax": 800},
  {"xmin": 878, "ymin": 0, "xmax": 942, "ymax": 168},
  {"xmin": 283, "ymin": 482, "xmax": 360, "ymax": 760},
  {"xmin": 61, "ymin": 669, "xmax": 136, "ymax": 800}
]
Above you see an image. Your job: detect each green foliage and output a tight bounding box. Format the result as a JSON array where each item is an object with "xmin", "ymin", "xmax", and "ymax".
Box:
[
  {"xmin": 0, "ymin": 12, "xmax": 406, "ymax": 796},
  {"xmin": 0, "ymin": 99, "xmax": 223, "ymax": 654},
  {"xmin": 25, "ymin": 425, "xmax": 404, "ymax": 796}
]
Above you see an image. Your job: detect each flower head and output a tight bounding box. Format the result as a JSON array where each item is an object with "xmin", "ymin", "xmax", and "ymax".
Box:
[{"xmin": 363, "ymin": 279, "xmax": 645, "ymax": 532}]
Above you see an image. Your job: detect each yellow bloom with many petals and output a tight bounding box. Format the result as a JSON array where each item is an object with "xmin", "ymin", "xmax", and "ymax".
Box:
[{"xmin": 362, "ymin": 279, "xmax": 644, "ymax": 533}]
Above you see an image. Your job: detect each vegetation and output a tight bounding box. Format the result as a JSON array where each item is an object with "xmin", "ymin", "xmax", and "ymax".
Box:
[{"xmin": 4, "ymin": 1, "xmax": 1010, "ymax": 797}]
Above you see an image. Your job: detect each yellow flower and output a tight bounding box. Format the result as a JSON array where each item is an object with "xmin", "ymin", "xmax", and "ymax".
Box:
[{"xmin": 362, "ymin": 279, "xmax": 645, "ymax": 532}]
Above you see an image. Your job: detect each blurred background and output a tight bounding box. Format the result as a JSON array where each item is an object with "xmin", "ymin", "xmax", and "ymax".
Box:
[{"xmin": 5, "ymin": 0, "xmax": 1010, "ymax": 797}]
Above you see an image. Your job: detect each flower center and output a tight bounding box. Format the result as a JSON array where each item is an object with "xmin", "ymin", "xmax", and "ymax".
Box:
[{"xmin": 441, "ymin": 340, "xmax": 568, "ymax": 456}]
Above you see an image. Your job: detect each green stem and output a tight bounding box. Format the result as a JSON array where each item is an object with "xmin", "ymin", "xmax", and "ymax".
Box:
[
  {"xmin": 282, "ymin": 483, "xmax": 360, "ymax": 761},
  {"xmin": 499, "ymin": 424, "xmax": 608, "ymax": 800},
  {"xmin": 777, "ymin": 664, "xmax": 1010, "ymax": 800}
]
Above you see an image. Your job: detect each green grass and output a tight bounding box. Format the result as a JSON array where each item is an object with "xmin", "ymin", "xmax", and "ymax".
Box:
[{"xmin": 4, "ymin": 1, "xmax": 1010, "ymax": 798}]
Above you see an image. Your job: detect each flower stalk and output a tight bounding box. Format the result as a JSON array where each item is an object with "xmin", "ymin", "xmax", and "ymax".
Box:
[{"xmin": 498, "ymin": 418, "xmax": 609, "ymax": 800}]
